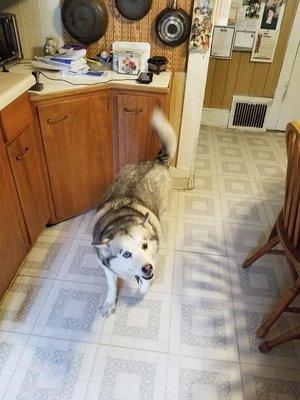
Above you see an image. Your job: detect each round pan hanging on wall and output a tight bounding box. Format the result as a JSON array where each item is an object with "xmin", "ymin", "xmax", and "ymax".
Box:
[
  {"xmin": 62, "ymin": 0, "xmax": 108, "ymax": 44},
  {"xmin": 155, "ymin": 0, "xmax": 191, "ymax": 46},
  {"xmin": 115, "ymin": 0, "xmax": 152, "ymax": 21}
]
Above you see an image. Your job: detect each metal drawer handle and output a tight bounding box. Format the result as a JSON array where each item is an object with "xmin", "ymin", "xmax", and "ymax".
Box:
[
  {"xmin": 123, "ymin": 107, "xmax": 143, "ymax": 113},
  {"xmin": 47, "ymin": 115, "xmax": 68, "ymax": 124},
  {"xmin": 16, "ymin": 147, "xmax": 30, "ymax": 161}
]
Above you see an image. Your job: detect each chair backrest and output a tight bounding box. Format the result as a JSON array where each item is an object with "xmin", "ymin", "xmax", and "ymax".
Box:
[{"xmin": 283, "ymin": 121, "xmax": 300, "ymax": 249}]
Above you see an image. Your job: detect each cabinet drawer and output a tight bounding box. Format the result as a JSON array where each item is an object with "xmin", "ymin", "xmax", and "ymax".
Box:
[
  {"xmin": 7, "ymin": 124, "xmax": 49, "ymax": 243},
  {"xmin": 1, "ymin": 93, "xmax": 32, "ymax": 143}
]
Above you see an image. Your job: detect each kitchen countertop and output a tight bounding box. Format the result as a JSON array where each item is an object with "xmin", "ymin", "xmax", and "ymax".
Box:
[
  {"xmin": 0, "ymin": 69, "xmax": 35, "ymax": 110},
  {"xmin": 0, "ymin": 62, "xmax": 172, "ymax": 107}
]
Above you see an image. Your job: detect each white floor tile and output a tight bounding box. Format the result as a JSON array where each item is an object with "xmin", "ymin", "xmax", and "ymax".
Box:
[
  {"xmin": 169, "ymin": 295, "xmax": 239, "ymax": 362},
  {"xmin": 32, "ymin": 281, "xmax": 106, "ymax": 343},
  {"xmin": 229, "ymin": 256, "xmax": 288, "ymax": 307},
  {"xmin": 56, "ymin": 239, "xmax": 106, "ymax": 285},
  {"xmin": 173, "ymin": 251, "xmax": 231, "ymax": 301},
  {"xmin": 178, "ymin": 191, "xmax": 222, "ymax": 221},
  {"xmin": 87, "ymin": 345, "xmax": 168, "ymax": 400},
  {"xmin": 0, "ymin": 277, "xmax": 53, "ymax": 334},
  {"xmin": 176, "ymin": 217, "xmax": 226, "ymax": 256},
  {"xmin": 167, "ymin": 355, "xmax": 243, "ymax": 400},
  {"xmin": 241, "ymin": 362, "xmax": 300, "ymax": 399},
  {"xmin": 99, "ymin": 288, "xmax": 172, "ymax": 353},
  {"xmin": 3, "ymin": 336, "xmax": 97, "ymax": 400},
  {"xmin": 19, "ymin": 236, "xmax": 73, "ymax": 279}
]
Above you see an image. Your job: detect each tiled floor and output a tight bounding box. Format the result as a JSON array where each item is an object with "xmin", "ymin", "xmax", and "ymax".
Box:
[{"xmin": 0, "ymin": 126, "xmax": 300, "ymax": 399}]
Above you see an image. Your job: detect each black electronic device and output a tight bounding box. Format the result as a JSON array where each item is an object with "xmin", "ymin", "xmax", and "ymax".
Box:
[
  {"xmin": 136, "ymin": 72, "xmax": 153, "ymax": 84},
  {"xmin": 30, "ymin": 71, "xmax": 44, "ymax": 92}
]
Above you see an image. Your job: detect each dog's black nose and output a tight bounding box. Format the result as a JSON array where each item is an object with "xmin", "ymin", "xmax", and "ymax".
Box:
[{"xmin": 142, "ymin": 264, "xmax": 153, "ymax": 274}]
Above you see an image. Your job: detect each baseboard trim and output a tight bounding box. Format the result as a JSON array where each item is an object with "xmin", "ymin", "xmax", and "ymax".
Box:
[{"xmin": 201, "ymin": 108, "xmax": 230, "ymax": 127}]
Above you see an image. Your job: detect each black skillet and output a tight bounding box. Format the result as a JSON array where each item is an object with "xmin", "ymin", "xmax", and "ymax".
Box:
[
  {"xmin": 155, "ymin": 0, "xmax": 191, "ymax": 46},
  {"xmin": 62, "ymin": 0, "xmax": 108, "ymax": 44},
  {"xmin": 115, "ymin": 0, "xmax": 152, "ymax": 21}
]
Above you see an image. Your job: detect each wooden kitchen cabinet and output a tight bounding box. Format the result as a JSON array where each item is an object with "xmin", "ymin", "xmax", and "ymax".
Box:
[
  {"xmin": 7, "ymin": 123, "xmax": 49, "ymax": 244},
  {"xmin": 0, "ymin": 136, "xmax": 28, "ymax": 299},
  {"xmin": 113, "ymin": 91, "xmax": 167, "ymax": 171},
  {"xmin": 37, "ymin": 92, "xmax": 114, "ymax": 222}
]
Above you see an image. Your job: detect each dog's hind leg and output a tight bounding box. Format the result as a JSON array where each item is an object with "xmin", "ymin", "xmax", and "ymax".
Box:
[{"xmin": 100, "ymin": 267, "xmax": 117, "ymax": 317}]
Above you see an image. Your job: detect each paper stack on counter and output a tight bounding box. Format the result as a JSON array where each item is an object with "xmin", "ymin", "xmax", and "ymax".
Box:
[{"xmin": 32, "ymin": 48, "xmax": 90, "ymax": 73}]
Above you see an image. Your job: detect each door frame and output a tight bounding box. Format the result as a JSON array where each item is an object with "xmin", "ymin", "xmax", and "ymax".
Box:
[{"xmin": 267, "ymin": 1, "xmax": 300, "ymax": 130}]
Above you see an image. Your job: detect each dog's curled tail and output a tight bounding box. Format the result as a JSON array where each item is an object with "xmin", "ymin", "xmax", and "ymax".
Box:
[{"xmin": 152, "ymin": 108, "xmax": 177, "ymax": 165}]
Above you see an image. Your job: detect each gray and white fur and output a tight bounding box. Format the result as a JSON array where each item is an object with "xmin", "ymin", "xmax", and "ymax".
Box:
[{"xmin": 92, "ymin": 108, "xmax": 176, "ymax": 316}]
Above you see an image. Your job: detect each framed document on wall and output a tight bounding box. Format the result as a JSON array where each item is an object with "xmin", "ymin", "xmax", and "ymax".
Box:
[{"xmin": 211, "ymin": 26, "xmax": 235, "ymax": 59}]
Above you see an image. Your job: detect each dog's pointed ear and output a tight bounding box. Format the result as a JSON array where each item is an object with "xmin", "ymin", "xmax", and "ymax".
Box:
[
  {"xmin": 92, "ymin": 238, "xmax": 110, "ymax": 247},
  {"xmin": 141, "ymin": 212, "xmax": 149, "ymax": 226}
]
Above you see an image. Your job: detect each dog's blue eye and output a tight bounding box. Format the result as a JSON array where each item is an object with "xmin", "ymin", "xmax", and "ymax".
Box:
[{"xmin": 123, "ymin": 251, "xmax": 132, "ymax": 258}]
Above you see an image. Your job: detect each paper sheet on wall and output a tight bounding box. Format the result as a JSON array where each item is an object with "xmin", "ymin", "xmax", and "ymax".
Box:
[
  {"xmin": 250, "ymin": 30, "xmax": 279, "ymax": 62},
  {"xmin": 215, "ymin": 0, "xmax": 232, "ymax": 25},
  {"xmin": 235, "ymin": 0, "xmax": 265, "ymax": 31},
  {"xmin": 211, "ymin": 26, "xmax": 235, "ymax": 59},
  {"xmin": 233, "ymin": 30, "xmax": 255, "ymax": 51}
]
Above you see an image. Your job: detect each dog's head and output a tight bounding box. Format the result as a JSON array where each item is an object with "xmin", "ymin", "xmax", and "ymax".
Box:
[{"xmin": 92, "ymin": 216, "xmax": 159, "ymax": 281}]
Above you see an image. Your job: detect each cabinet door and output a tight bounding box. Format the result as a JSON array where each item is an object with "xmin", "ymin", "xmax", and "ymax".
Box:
[
  {"xmin": 7, "ymin": 124, "xmax": 49, "ymax": 244},
  {"xmin": 116, "ymin": 93, "xmax": 166, "ymax": 170},
  {"xmin": 38, "ymin": 93, "xmax": 113, "ymax": 221},
  {"xmin": 0, "ymin": 141, "xmax": 27, "ymax": 299}
]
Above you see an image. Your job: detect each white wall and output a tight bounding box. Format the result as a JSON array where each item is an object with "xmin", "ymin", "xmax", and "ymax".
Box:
[{"xmin": 0, "ymin": 0, "xmax": 64, "ymax": 58}]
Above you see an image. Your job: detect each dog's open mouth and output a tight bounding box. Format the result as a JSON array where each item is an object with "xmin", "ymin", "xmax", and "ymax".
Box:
[
  {"xmin": 135, "ymin": 273, "xmax": 154, "ymax": 283},
  {"xmin": 142, "ymin": 273, "xmax": 154, "ymax": 280}
]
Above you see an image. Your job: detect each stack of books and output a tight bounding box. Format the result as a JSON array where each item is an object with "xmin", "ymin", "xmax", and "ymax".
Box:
[{"xmin": 32, "ymin": 48, "xmax": 89, "ymax": 74}]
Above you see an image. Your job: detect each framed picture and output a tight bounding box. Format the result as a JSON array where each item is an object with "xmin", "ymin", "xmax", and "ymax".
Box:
[
  {"xmin": 211, "ymin": 26, "xmax": 235, "ymax": 59},
  {"xmin": 116, "ymin": 51, "xmax": 141, "ymax": 75}
]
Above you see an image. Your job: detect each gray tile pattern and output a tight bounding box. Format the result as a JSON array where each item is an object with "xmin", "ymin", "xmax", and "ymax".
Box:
[
  {"xmin": 181, "ymin": 304, "xmax": 227, "ymax": 349},
  {"xmin": 46, "ymin": 288, "xmax": 101, "ymax": 332},
  {"xmin": 113, "ymin": 296, "xmax": 161, "ymax": 340},
  {"xmin": 99, "ymin": 357, "xmax": 155, "ymax": 400},
  {"xmin": 179, "ymin": 368, "xmax": 231, "ymax": 400},
  {"xmin": 16, "ymin": 347, "xmax": 83, "ymax": 400}
]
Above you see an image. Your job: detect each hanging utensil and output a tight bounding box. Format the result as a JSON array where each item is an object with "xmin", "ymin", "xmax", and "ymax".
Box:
[
  {"xmin": 62, "ymin": 0, "xmax": 108, "ymax": 44},
  {"xmin": 115, "ymin": 0, "xmax": 152, "ymax": 21},
  {"xmin": 155, "ymin": 0, "xmax": 191, "ymax": 46}
]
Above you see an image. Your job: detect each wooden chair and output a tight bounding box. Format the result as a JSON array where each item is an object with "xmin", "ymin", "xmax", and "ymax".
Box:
[{"xmin": 243, "ymin": 121, "xmax": 300, "ymax": 353}]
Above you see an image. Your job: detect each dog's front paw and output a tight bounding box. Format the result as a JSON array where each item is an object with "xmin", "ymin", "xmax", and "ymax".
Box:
[
  {"xmin": 139, "ymin": 278, "xmax": 150, "ymax": 296},
  {"xmin": 100, "ymin": 301, "xmax": 117, "ymax": 317}
]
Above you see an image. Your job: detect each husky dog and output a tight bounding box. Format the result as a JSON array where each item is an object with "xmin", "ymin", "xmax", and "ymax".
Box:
[{"xmin": 92, "ymin": 109, "xmax": 176, "ymax": 316}]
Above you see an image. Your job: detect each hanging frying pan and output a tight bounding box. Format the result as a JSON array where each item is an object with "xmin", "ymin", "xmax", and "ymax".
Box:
[
  {"xmin": 155, "ymin": 0, "xmax": 191, "ymax": 46},
  {"xmin": 115, "ymin": 0, "xmax": 152, "ymax": 21},
  {"xmin": 62, "ymin": 0, "xmax": 108, "ymax": 44}
]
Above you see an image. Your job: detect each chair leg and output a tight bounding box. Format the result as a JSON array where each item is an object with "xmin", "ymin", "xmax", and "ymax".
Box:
[
  {"xmin": 268, "ymin": 222, "xmax": 277, "ymax": 241},
  {"xmin": 259, "ymin": 326, "xmax": 300, "ymax": 353},
  {"xmin": 256, "ymin": 281, "xmax": 300, "ymax": 338},
  {"xmin": 243, "ymin": 235, "xmax": 280, "ymax": 269}
]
